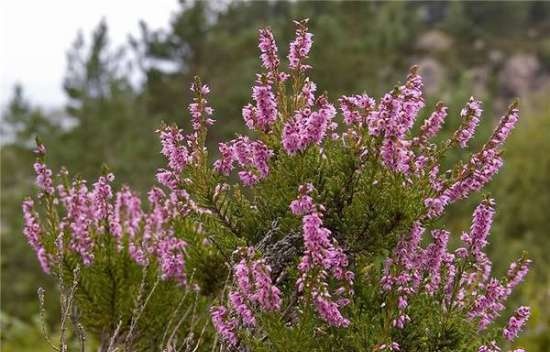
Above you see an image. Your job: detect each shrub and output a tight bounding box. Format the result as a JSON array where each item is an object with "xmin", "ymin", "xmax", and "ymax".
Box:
[{"xmin": 22, "ymin": 19, "xmax": 529, "ymax": 351}]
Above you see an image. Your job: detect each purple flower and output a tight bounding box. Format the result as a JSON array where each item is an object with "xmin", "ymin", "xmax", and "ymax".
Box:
[
  {"xmin": 158, "ymin": 125, "xmax": 190, "ymax": 173},
  {"xmin": 503, "ymin": 306, "xmax": 530, "ymax": 341},
  {"xmin": 461, "ymin": 199, "xmax": 495, "ymax": 261},
  {"xmin": 229, "ymin": 291, "xmax": 256, "ymax": 327},
  {"xmin": 33, "ymin": 162, "xmax": 54, "ymax": 195},
  {"xmin": 22, "ymin": 198, "xmax": 50, "ymax": 273},
  {"xmin": 213, "ymin": 136, "xmax": 273, "ymax": 186},
  {"xmin": 506, "ymin": 257, "xmax": 531, "ymax": 290},
  {"xmin": 291, "ymin": 185, "xmax": 353, "ymax": 327},
  {"xmin": 488, "ymin": 103, "xmax": 519, "ymax": 149},
  {"xmin": 419, "ymin": 102, "xmax": 447, "ymax": 142},
  {"xmin": 282, "ymin": 95, "xmax": 337, "ymax": 155},
  {"xmin": 455, "ymin": 97, "xmax": 483, "ymax": 148},
  {"xmin": 63, "ymin": 182, "xmax": 95, "ymax": 265},
  {"xmin": 156, "ymin": 235, "xmax": 187, "ymax": 285},
  {"xmin": 245, "ymin": 83, "xmax": 277, "ymax": 132},
  {"xmin": 288, "ymin": 19, "xmax": 313, "ymax": 72},
  {"xmin": 339, "ymin": 94, "xmax": 376, "ymax": 126},
  {"xmin": 258, "ymin": 28, "xmax": 280, "ymax": 72},
  {"xmin": 189, "ymin": 82, "xmax": 214, "ymax": 131},
  {"xmin": 210, "ymin": 306, "xmax": 238, "ymax": 347}
]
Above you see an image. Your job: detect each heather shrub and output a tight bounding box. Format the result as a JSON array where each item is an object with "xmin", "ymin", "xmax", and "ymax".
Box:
[{"xmin": 22, "ymin": 20, "xmax": 530, "ymax": 351}]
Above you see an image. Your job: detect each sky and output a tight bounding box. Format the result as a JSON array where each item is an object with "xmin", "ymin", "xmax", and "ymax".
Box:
[{"xmin": 0, "ymin": 0, "xmax": 179, "ymax": 109}]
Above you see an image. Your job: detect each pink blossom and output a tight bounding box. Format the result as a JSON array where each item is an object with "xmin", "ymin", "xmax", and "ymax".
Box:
[
  {"xmin": 210, "ymin": 306, "xmax": 238, "ymax": 347},
  {"xmin": 158, "ymin": 125, "xmax": 190, "ymax": 173},
  {"xmin": 339, "ymin": 93, "xmax": 376, "ymax": 126},
  {"xmin": 22, "ymin": 198, "xmax": 50, "ymax": 273},
  {"xmin": 245, "ymin": 83, "xmax": 277, "ymax": 132},
  {"xmin": 189, "ymin": 82, "xmax": 214, "ymax": 131},
  {"xmin": 455, "ymin": 97, "xmax": 483, "ymax": 148},
  {"xmin": 282, "ymin": 96, "xmax": 337, "ymax": 155},
  {"xmin": 258, "ymin": 28, "xmax": 280, "ymax": 72},
  {"xmin": 156, "ymin": 235, "xmax": 187, "ymax": 285},
  {"xmin": 288, "ymin": 19, "xmax": 313, "ymax": 71},
  {"xmin": 503, "ymin": 306, "xmax": 530, "ymax": 341},
  {"xmin": 33, "ymin": 162, "xmax": 54, "ymax": 195},
  {"xmin": 488, "ymin": 103, "xmax": 519, "ymax": 149},
  {"xmin": 419, "ymin": 102, "xmax": 447, "ymax": 142},
  {"xmin": 63, "ymin": 182, "xmax": 95, "ymax": 265},
  {"xmin": 213, "ymin": 136, "xmax": 273, "ymax": 186}
]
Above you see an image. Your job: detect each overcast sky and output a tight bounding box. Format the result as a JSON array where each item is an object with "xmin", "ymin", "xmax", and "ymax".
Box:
[{"xmin": 0, "ymin": 0, "xmax": 179, "ymax": 109}]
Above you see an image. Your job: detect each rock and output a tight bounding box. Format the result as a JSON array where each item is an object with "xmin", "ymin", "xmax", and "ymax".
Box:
[
  {"xmin": 499, "ymin": 53, "xmax": 541, "ymax": 98},
  {"xmin": 417, "ymin": 58, "xmax": 446, "ymax": 95},
  {"xmin": 416, "ymin": 30, "xmax": 453, "ymax": 52}
]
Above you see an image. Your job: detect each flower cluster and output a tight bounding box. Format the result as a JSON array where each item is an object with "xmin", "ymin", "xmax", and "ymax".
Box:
[
  {"xmin": 503, "ymin": 306, "xmax": 530, "ymax": 341},
  {"xmin": 22, "ymin": 198, "xmax": 50, "ymax": 273},
  {"xmin": 291, "ymin": 185, "xmax": 354, "ymax": 327},
  {"xmin": 282, "ymin": 95, "xmax": 337, "ymax": 155},
  {"xmin": 214, "ymin": 136, "xmax": 273, "ymax": 186},
  {"xmin": 243, "ymin": 83, "xmax": 278, "ymax": 132},
  {"xmin": 424, "ymin": 104, "xmax": 519, "ymax": 218},
  {"xmin": 381, "ymin": 198, "xmax": 530, "ymax": 350},
  {"xmin": 211, "ymin": 247, "xmax": 281, "ymax": 346},
  {"xmin": 156, "ymin": 81, "xmax": 214, "ymax": 190},
  {"xmin": 24, "ymin": 145, "xmax": 208, "ymax": 288},
  {"xmin": 288, "ymin": 19, "xmax": 313, "ymax": 72},
  {"xmin": 455, "ymin": 97, "xmax": 483, "ymax": 148}
]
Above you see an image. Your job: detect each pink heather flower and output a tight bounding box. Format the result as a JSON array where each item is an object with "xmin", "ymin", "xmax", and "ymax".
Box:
[
  {"xmin": 292, "ymin": 186, "xmax": 353, "ymax": 327},
  {"xmin": 455, "ymin": 97, "xmax": 483, "ymax": 148},
  {"xmin": 339, "ymin": 94, "xmax": 376, "ymax": 126},
  {"xmin": 469, "ymin": 277, "xmax": 509, "ymax": 330},
  {"xmin": 33, "ymin": 162, "xmax": 54, "ymax": 195},
  {"xmin": 288, "ymin": 19, "xmax": 313, "ymax": 71},
  {"xmin": 213, "ymin": 136, "xmax": 273, "ymax": 186},
  {"xmin": 213, "ymin": 142, "xmax": 234, "ymax": 176},
  {"xmin": 419, "ymin": 102, "xmax": 447, "ymax": 142},
  {"xmin": 461, "ymin": 199, "xmax": 495, "ymax": 261},
  {"xmin": 506, "ymin": 257, "xmax": 531, "ymax": 290},
  {"xmin": 229, "ymin": 291, "xmax": 256, "ymax": 327},
  {"xmin": 378, "ymin": 342, "xmax": 401, "ymax": 351},
  {"xmin": 290, "ymin": 194, "xmax": 315, "ymax": 216},
  {"xmin": 299, "ymin": 78, "xmax": 317, "ymax": 108},
  {"xmin": 290, "ymin": 183, "xmax": 315, "ymax": 215},
  {"xmin": 425, "ymin": 148, "xmax": 503, "ymax": 219},
  {"xmin": 488, "ymin": 103, "xmax": 519, "ymax": 149},
  {"xmin": 478, "ymin": 341, "xmax": 501, "ymax": 352},
  {"xmin": 423, "ymin": 229, "xmax": 450, "ymax": 295},
  {"xmin": 158, "ymin": 125, "xmax": 190, "ymax": 173},
  {"xmin": 234, "ymin": 258, "xmax": 253, "ymax": 296},
  {"xmin": 210, "ymin": 306, "xmax": 238, "ymax": 347},
  {"xmin": 248, "ymin": 83, "xmax": 277, "ymax": 132},
  {"xmin": 503, "ymin": 306, "xmax": 530, "ymax": 341},
  {"xmin": 113, "ymin": 186, "xmax": 143, "ymax": 238},
  {"xmin": 398, "ymin": 66, "xmax": 425, "ymax": 132},
  {"xmin": 313, "ymin": 294, "xmax": 350, "ymax": 327},
  {"xmin": 34, "ymin": 142, "xmax": 47, "ymax": 156},
  {"xmin": 22, "ymin": 198, "xmax": 50, "ymax": 273},
  {"xmin": 250, "ymin": 259, "xmax": 282, "ymax": 311},
  {"xmin": 155, "ymin": 169, "xmax": 180, "ymax": 190},
  {"xmin": 63, "ymin": 182, "xmax": 95, "ymax": 265},
  {"xmin": 282, "ymin": 96, "xmax": 337, "ymax": 155},
  {"xmin": 189, "ymin": 82, "xmax": 214, "ymax": 131},
  {"xmin": 258, "ymin": 28, "xmax": 280, "ymax": 72},
  {"xmin": 156, "ymin": 235, "xmax": 187, "ymax": 285},
  {"xmin": 231, "ymin": 247, "xmax": 282, "ymax": 312},
  {"xmin": 91, "ymin": 173, "xmax": 114, "ymax": 225},
  {"xmin": 380, "ymin": 138, "xmax": 413, "ymax": 175}
]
